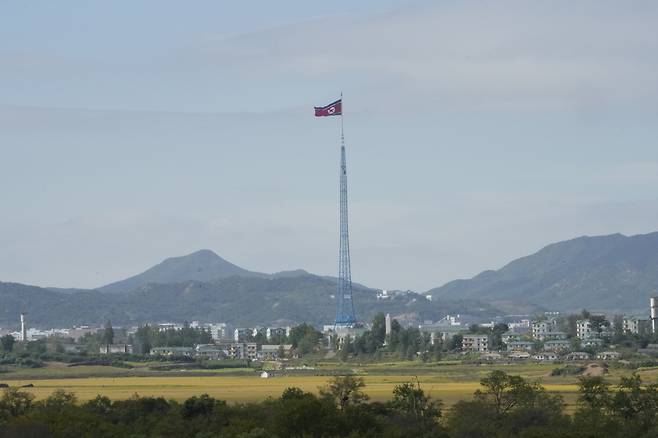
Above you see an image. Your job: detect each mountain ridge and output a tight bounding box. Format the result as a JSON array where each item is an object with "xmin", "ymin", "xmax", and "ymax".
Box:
[
  {"xmin": 0, "ymin": 274, "xmax": 494, "ymax": 328},
  {"xmin": 428, "ymin": 231, "xmax": 658, "ymax": 312},
  {"xmin": 3, "ymin": 231, "xmax": 658, "ymax": 327}
]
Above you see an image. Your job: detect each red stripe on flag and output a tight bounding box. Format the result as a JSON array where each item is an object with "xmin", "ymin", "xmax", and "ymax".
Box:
[{"xmin": 314, "ymin": 99, "xmax": 342, "ymax": 117}]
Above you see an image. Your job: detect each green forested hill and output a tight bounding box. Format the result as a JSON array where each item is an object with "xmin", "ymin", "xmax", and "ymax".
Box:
[
  {"xmin": 0, "ymin": 275, "xmax": 495, "ymax": 328},
  {"xmin": 429, "ymin": 232, "xmax": 658, "ymax": 313}
]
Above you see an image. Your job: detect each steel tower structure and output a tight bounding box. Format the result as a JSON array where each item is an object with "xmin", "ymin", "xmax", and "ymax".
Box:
[{"xmin": 335, "ymin": 128, "xmax": 357, "ymax": 325}]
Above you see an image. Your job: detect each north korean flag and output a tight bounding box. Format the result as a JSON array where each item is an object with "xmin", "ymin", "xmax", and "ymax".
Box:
[{"xmin": 314, "ymin": 99, "xmax": 342, "ymax": 117}]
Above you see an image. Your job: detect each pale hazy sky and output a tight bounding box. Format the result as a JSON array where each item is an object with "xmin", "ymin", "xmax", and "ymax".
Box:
[{"xmin": 1, "ymin": 1, "xmax": 658, "ymax": 291}]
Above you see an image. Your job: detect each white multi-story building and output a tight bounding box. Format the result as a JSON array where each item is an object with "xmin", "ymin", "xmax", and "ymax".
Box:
[
  {"xmin": 501, "ymin": 332, "xmax": 522, "ymax": 344},
  {"xmin": 222, "ymin": 342, "xmax": 259, "ymax": 360},
  {"xmin": 622, "ymin": 317, "xmax": 648, "ymax": 335},
  {"xmin": 532, "ymin": 320, "xmax": 558, "ymax": 340},
  {"xmin": 208, "ymin": 323, "xmax": 229, "ymax": 341},
  {"xmin": 266, "ymin": 327, "xmax": 290, "ymax": 340},
  {"xmin": 576, "ymin": 320, "xmax": 594, "ymax": 339},
  {"xmin": 462, "ymin": 334, "xmax": 491, "ymax": 352},
  {"xmin": 508, "ymin": 319, "xmax": 531, "ymax": 334}
]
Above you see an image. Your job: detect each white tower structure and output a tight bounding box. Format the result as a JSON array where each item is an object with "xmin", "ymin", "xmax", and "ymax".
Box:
[
  {"xmin": 651, "ymin": 297, "xmax": 658, "ymax": 334},
  {"xmin": 20, "ymin": 313, "xmax": 27, "ymax": 342},
  {"xmin": 385, "ymin": 313, "xmax": 392, "ymax": 336}
]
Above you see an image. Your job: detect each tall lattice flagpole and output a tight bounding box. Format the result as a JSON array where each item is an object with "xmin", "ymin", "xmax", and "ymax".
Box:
[{"xmin": 335, "ymin": 95, "xmax": 357, "ymax": 326}]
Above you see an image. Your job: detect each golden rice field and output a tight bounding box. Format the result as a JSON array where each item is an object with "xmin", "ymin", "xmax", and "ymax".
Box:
[
  {"xmin": 4, "ymin": 360, "xmax": 656, "ymax": 410},
  {"xmin": 3, "ymin": 374, "xmax": 581, "ymax": 408}
]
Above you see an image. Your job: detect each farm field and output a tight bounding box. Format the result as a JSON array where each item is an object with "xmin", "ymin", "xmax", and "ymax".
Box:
[
  {"xmin": 2, "ymin": 374, "xmax": 582, "ymax": 408},
  {"xmin": 4, "ymin": 360, "xmax": 638, "ymax": 409}
]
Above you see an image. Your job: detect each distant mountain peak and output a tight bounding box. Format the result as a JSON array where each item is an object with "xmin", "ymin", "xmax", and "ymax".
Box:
[
  {"xmin": 185, "ymin": 249, "xmax": 220, "ymax": 258},
  {"xmin": 98, "ymin": 249, "xmax": 264, "ymax": 293}
]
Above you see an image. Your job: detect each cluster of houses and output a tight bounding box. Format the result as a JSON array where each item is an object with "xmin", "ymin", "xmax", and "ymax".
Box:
[
  {"xmin": 96, "ymin": 323, "xmax": 295, "ymax": 362},
  {"xmin": 457, "ymin": 314, "xmax": 654, "ymax": 362},
  {"xmin": 149, "ymin": 343, "xmax": 294, "ymax": 361},
  {"xmin": 0, "ymin": 324, "xmax": 100, "ymax": 343},
  {"xmin": 478, "ymin": 349, "xmax": 623, "ymax": 362}
]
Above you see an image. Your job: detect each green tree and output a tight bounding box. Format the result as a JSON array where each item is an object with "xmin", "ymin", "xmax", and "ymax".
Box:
[
  {"xmin": 491, "ymin": 323, "xmax": 509, "ymax": 349},
  {"xmin": 288, "ymin": 323, "xmax": 321, "ymax": 355},
  {"xmin": 612, "ymin": 314, "xmax": 625, "ymax": 341},
  {"xmin": 371, "ymin": 312, "xmax": 387, "ymax": 345},
  {"xmin": 0, "ymin": 388, "xmax": 34, "ymax": 426},
  {"xmin": 102, "ymin": 320, "xmax": 114, "ymax": 345},
  {"xmin": 577, "ymin": 376, "xmax": 611, "ymax": 411},
  {"xmin": 447, "ymin": 371, "xmax": 566, "ymax": 437},
  {"xmin": 39, "ymin": 389, "xmax": 78, "ymax": 413},
  {"xmin": 134, "ymin": 324, "xmax": 153, "ymax": 354},
  {"xmin": 449, "ymin": 334, "xmax": 463, "ymax": 351},
  {"xmin": 0, "ymin": 334, "xmax": 15, "ymax": 352},
  {"xmin": 199, "ymin": 328, "xmax": 213, "ymax": 344},
  {"xmin": 274, "ymin": 388, "xmax": 338, "ymax": 437},
  {"xmin": 387, "ymin": 319, "xmax": 402, "ymax": 349},
  {"xmin": 181, "ymin": 394, "xmax": 224, "ymax": 419},
  {"xmin": 83, "ymin": 395, "xmax": 113, "ymax": 417},
  {"xmin": 391, "ymin": 379, "xmax": 442, "ymax": 421},
  {"xmin": 590, "ymin": 315, "xmax": 609, "ymax": 336},
  {"xmin": 320, "ymin": 375, "xmax": 369, "ymax": 410},
  {"xmin": 288, "ymin": 323, "xmax": 322, "ymax": 355},
  {"xmin": 339, "ymin": 335, "xmax": 353, "ymax": 361}
]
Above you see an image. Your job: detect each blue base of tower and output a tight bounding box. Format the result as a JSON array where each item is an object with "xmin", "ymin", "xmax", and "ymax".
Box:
[{"xmin": 334, "ymin": 316, "xmax": 358, "ymax": 326}]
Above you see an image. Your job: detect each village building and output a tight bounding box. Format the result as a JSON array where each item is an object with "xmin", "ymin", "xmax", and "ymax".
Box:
[
  {"xmin": 622, "ymin": 317, "xmax": 650, "ymax": 335},
  {"xmin": 543, "ymin": 339, "xmax": 571, "ymax": 352},
  {"xmin": 266, "ymin": 327, "xmax": 290, "ymax": 340},
  {"xmin": 501, "ymin": 332, "xmax": 522, "ymax": 344},
  {"xmin": 576, "ymin": 320, "xmax": 595, "ymax": 339},
  {"xmin": 581, "ymin": 337, "xmax": 604, "ymax": 349},
  {"xmin": 462, "ymin": 334, "xmax": 491, "ymax": 352},
  {"xmin": 195, "ymin": 344, "xmax": 227, "ymax": 360},
  {"xmin": 532, "ymin": 352, "xmax": 558, "ymax": 361},
  {"xmin": 532, "ymin": 320, "xmax": 558, "ymax": 340},
  {"xmin": 150, "ymin": 346, "xmax": 194, "ymax": 357},
  {"xmin": 596, "ymin": 351, "xmax": 621, "ymax": 360},
  {"xmin": 506, "ymin": 341, "xmax": 535, "ymax": 352},
  {"xmin": 508, "ymin": 351, "xmax": 531, "ymax": 360},
  {"xmin": 99, "ymin": 344, "xmax": 134, "ymax": 354},
  {"xmin": 566, "ymin": 351, "xmax": 591, "ymax": 361},
  {"xmin": 257, "ymin": 344, "xmax": 292, "ymax": 361}
]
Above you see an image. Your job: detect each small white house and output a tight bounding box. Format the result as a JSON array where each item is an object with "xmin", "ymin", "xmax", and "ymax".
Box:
[
  {"xmin": 581, "ymin": 337, "xmax": 604, "ymax": 348},
  {"xmin": 596, "ymin": 351, "xmax": 621, "ymax": 361},
  {"xmin": 566, "ymin": 351, "xmax": 591, "ymax": 361},
  {"xmin": 260, "ymin": 371, "xmax": 270, "ymax": 379},
  {"xmin": 508, "ymin": 351, "xmax": 531, "ymax": 360},
  {"xmin": 532, "ymin": 352, "xmax": 558, "ymax": 362}
]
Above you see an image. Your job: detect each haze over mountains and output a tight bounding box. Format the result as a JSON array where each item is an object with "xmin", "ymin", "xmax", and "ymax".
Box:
[{"xmin": 1, "ymin": 232, "xmax": 658, "ymax": 328}]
